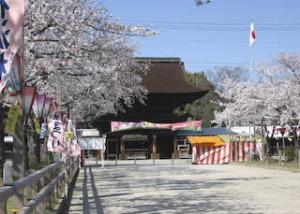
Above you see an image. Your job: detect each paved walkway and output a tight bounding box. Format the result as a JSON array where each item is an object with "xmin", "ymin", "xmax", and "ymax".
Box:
[{"xmin": 67, "ymin": 159, "xmax": 300, "ymax": 214}]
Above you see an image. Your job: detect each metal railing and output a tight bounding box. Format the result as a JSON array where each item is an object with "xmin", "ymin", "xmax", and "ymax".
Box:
[{"xmin": 0, "ymin": 156, "xmax": 79, "ymax": 214}]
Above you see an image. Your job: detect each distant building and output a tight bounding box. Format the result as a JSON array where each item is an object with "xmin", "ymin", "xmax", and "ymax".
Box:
[{"xmin": 102, "ymin": 57, "xmax": 208, "ymax": 160}]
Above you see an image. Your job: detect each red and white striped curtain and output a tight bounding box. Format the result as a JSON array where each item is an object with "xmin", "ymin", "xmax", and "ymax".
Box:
[
  {"xmin": 192, "ymin": 143, "xmax": 232, "ymax": 164},
  {"xmin": 232, "ymin": 141, "xmax": 256, "ymax": 162},
  {"xmin": 191, "ymin": 141, "xmax": 256, "ymax": 164}
]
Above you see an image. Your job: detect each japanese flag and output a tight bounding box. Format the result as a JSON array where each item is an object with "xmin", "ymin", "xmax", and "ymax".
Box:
[{"xmin": 250, "ymin": 21, "xmax": 256, "ymax": 47}]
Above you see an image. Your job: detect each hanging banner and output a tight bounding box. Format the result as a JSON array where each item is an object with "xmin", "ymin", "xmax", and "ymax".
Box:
[
  {"xmin": 111, "ymin": 120, "xmax": 201, "ymax": 132},
  {"xmin": 67, "ymin": 139, "xmax": 81, "ymax": 156},
  {"xmin": 4, "ymin": 54, "xmax": 21, "ymax": 95},
  {"xmin": 4, "ymin": 103, "xmax": 20, "ymax": 134},
  {"xmin": 33, "ymin": 118, "xmax": 41, "ymax": 134},
  {"xmin": 65, "ymin": 119, "xmax": 81, "ymax": 156},
  {"xmin": 47, "ymin": 119, "xmax": 65, "ymax": 153},
  {"xmin": 39, "ymin": 122, "xmax": 48, "ymax": 139},
  {"xmin": 48, "ymin": 101, "xmax": 58, "ymax": 118},
  {"xmin": 0, "ymin": 0, "xmax": 25, "ymax": 88}
]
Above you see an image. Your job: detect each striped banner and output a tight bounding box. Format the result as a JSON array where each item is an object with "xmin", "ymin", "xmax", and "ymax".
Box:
[{"xmin": 192, "ymin": 142, "xmax": 232, "ymax": 164}]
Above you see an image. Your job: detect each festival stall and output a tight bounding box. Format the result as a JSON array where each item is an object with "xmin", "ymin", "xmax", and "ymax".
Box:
[
  {"xmin": 230, "ymin": 126, "xmax": 262, "ymax": 161},
  {"xmin": 189, "ymin": 135, "xmax": 232, "ymax": 164},
  {"xmin": 188, "ymin": 127, "xmax": 258, "ymax": 164}
]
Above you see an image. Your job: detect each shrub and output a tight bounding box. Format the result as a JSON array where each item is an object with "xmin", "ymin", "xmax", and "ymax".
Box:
[{"xmin": 284, "ymin": 146, "xmax": 295, "ymax": 162}]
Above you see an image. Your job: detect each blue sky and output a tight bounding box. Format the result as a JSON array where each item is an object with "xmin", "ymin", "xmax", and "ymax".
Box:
[{"xmin": 100, "ymin": 0, "xmax": 300, "ymax": 72}]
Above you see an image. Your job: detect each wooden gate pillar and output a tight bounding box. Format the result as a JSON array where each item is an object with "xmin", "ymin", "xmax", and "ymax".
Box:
[
  {"xmin": 173, "ymin": 137, "xmax": 178, "ymax": 159},
  {"xmin": 120, "ymin": 137, "xmax": 125, "ymax": 160},
  {"xmin": 151, "ymin": 134, "xmax": 157, "ymax": 159}
]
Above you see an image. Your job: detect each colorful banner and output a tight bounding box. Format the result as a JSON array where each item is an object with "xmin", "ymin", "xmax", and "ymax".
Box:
[
  {"xmin": 67, "ymin": 139, "xmax": 81, "ymax": 156},
  {"xmin": 0, "ymin": 0, "xmax": 24, "ymax": 87},
  {"xmin": 33, "ymin": 118, "xmax": 41, "ymax": 134},
  {"xmin": 111, "ymin": 120, "xmax": 201, "ymax": 132},
  {"xmin": 4, "ymin": 103, "xmax": 20, "ymax": 134},
  {"xmin": 39, "ymin": 122, "xmax": 47, "ymax": 139},
  {"xmin": 65, "ymin": 119, "xmax": 80, "ymax": 156},
  {"xmin": 48, "ymin": 101, "xmax": 58, "ymax": 118},
  {"xmin": 47, "ymin": 119, "xmax": 65, "ymax": 153},
  {"xmin": 4, "ymin": 54, "xmax": 21, "ymax": 95}
]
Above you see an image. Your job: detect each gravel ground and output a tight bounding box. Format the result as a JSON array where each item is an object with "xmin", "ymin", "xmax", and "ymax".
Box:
[{"xmin": 67, "ymin": 159, "xmax": 300, "ymax": 214}]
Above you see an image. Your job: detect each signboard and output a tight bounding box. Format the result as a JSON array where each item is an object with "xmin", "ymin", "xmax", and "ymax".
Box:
[
  {"xmin": 111, "ymin": 120, "xmax": 201, "ymax": 132},
  {"xmin": 79, "ymin": 137, "xmax": 106, "ymax": 150}
]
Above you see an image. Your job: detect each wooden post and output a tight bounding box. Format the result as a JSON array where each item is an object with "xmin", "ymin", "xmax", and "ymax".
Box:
[
  {"xmin": 173, "ymin": 137, "xmax": 178, "ymax": 159},
  {"xmin": 0, "ymin": 108, "xmax": 4, "ymax": 183},
  {"xmin": 298, "ymin": 149, "xmax": 300, "ymax": 167},
  {"xmin": 235, "ymin": 138, "xmax": 239, "ymax": 161},
  {"xmin": 96, "ymin": 150, "xmax": 100, "ymax": 165},
  {"xmin": 0, "ymin": 116, "xmax": 6, "ymax": 214},
  {"xmin": 152, "ymin": 134, "xmax": 157, "ymax": 159},
  {"xmin": 120, "ymin": 138, "xmax": 125, "ymax": 160}
]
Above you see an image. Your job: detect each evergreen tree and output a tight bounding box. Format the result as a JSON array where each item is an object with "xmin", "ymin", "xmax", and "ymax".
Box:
[{"xmin": 175, "ymin": 72, "xmax": 220, "ymax": 127}]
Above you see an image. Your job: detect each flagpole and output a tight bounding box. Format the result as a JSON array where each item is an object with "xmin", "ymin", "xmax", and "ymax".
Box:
[
  {"xmin": 252, "ymin": 43, "xmax": 255, "ymax": 73},
  {"xmin": 250, "ymin": 18, "xmax": 256, "ymax": 76}
]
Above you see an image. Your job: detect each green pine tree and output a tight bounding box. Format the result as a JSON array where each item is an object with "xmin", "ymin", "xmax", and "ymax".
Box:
[{"xmin": 175, "ymin": 71, "xmax": 220, "ymax": 127}]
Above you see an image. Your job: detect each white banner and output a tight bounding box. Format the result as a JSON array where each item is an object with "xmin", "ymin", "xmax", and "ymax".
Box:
[{"xmin": 47, "ymin": 119, "xmax": 65, "ymax": 153}]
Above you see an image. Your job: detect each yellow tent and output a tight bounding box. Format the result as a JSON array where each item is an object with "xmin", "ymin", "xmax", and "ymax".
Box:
[{"xmin": 187, "ymin": 136, "xmax": 225, "ymax": 147}]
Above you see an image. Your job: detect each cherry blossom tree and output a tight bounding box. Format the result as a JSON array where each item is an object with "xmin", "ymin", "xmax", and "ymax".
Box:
[
  {"xmin": 215, "ymin": 53, "xmax": 300, "ymax": 127},
  {"xmin": 24, "ymin": 0, "xmax": 155, "ymax": 121}
]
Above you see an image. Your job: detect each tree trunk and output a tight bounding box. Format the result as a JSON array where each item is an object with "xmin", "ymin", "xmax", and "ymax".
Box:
[
  {"xmin": 12, "ymin": 114, "xmax": 25, "ymax": 209},
  {"xmin": 0, "ymin": 108, "xmax": 4, "ymax": 184}
]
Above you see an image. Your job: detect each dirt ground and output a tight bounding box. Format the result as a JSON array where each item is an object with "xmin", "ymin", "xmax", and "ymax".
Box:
[{"xmin": 67, "ymin": 159, "xmax": 300, "ymax": 214}]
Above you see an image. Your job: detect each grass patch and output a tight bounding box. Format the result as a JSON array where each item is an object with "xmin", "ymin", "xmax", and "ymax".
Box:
[{"xmin": 232, "ymin": 159, "xmax": 300, "ymax": 172}]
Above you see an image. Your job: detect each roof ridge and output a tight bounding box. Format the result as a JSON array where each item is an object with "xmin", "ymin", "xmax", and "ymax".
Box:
[{"xmin": 136, "ymin": 57, "xmax": 182, "ymax": 63}]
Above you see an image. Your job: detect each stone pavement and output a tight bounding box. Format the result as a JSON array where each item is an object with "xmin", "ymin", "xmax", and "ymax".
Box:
[{"xmin": 66, "ymin": 159, "xmax": 300, "ymax": 214}]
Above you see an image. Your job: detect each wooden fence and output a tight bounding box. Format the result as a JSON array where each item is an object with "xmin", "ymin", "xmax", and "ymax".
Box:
[{"xmin": 0, "ymin": 156, "xmax": 79, "ymax": 214}]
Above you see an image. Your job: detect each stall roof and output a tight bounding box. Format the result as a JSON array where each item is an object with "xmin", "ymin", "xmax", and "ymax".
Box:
[
  {"xmin": 187, "ymin": 136, "xmax": 225, "ymax": 147},
  {"xmin": 173, "ymin": 128, "xmax": 202, "ymax": 136},
  {"xmin": 200, "ymin": 128, "xmax": 237, "ymax": 136}
]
